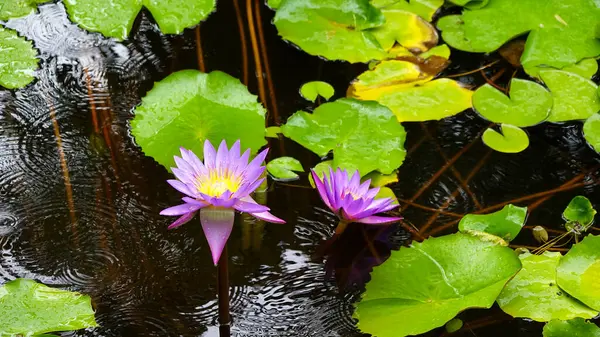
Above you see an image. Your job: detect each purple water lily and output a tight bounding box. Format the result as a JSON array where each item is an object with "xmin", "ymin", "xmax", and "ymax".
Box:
[
  {"xmin": 312, "ymin": 168, "xmax": 401, "ymax": 234},
  {"xmin": 160, "ymin": 139, "xmax": 285, "ymax": 265}
]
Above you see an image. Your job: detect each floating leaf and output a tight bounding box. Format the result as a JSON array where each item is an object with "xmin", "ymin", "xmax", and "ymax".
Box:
[
  {"xmin": 0, "ymin": 0, "xmax": 52, "ymax": 20},
  {"xmin": 472, "ymin": 79, "xmax": 552, "ymax": 127},
  {"xmin": 560, "ymin": 58, "xmax": 599, "ymax": 79},
  {"xmin": 267, "ymin": 0, "xmax": 282, "ymax": 9},
  {"xmin": 584, "ymin": 113, "xmax": 600, "ymax": 153},
  {"xmin": 437, "ymin": 0, "xmax": 600, "ymax": 75},
  {"xmin": 563, "ymin": 196, "xmax": 596, "ymax": 227},
  {"xmin": 497, "ymin": 252, "xmax": 598, "ymax": 322},
  {"xmin": 355, "ymin": 233, "xmax": 521, "ymax": 337},
  {"xmin": 540, "ymin": 70, "xmax": 600, "ymax": 123},
  {"xmin": 482, "ymin": 124, "xmax": 529, "ymax": 153},
  {"xmin": 556, "ymin": 235, "xmax": 600, "ymax": 311},
  {"xmin": 267, "ymin": 156, "xmax": 304, "ymax": 181},
  {"xmin": 370, "ymin": 7, "xmax": 438, "ymax": 52},
  {"xmin": 273, "ymin": 0, "xmax": 387, "ymax": 63},
  {"xmin": 371, "ymin": 0, "xmax": 444, "ymax": 22},
  {"xmin": 265, "ymin": 126, "xmax": 281, "ymax": 138},
  {"xmin": 0, "ymin": 27, "xmax": 38, "ymax": 89},
  {"xmin": 0, "ymin": 279, "xmax": 97, "ymax": 336},
  {"xmin": 281, "ymin": 98, "xmax": 406, "ymax": 175},
  {"xmin": 300, "ymin": 81, "xmax": 335, "ymax": 102},
  {"xmin": 131, "ymin": 70, "xmax": 267, "ymax": 170},
  {"xmin": 543, "ymin": 318, "xmax": 600, "ymax": 337},
  {"xmin": 64, "ymin": 0, "xmax": 216, "ymax": 40},
  {"xmin": 362, "ymin": 170, "xmax": 398, "ymax": 187},
  {"xmin": 458, "ymin": 204, "xmax": 527, "ymax": 242}
]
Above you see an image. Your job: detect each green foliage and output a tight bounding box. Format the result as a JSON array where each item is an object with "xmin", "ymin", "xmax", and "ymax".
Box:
[
  {"xmin": 0, "ymin": 27, "xmax": 38, "ymax": 89},
  {"xmin": 543, "ymin": 318, "xmax": 600, "ymax": 337},
  {"xmin": 458, "ymin": 204, "xmax": 527, "ymax": 242},
  {"xmin": 281, "ymin": 98, "xmax": 406, "ymax": 175},
  {"xmin": 540, "ymin": 70, "xmax": 600, "ymax": 123},
  {"xmin": 308, "ymin": 160, "xmax": 333, "ymax": 188},
  {"xmin": 563, "ymin": 196, "xmax": 596, "ymax": 227},
  {"xmin": 0, "ymin": 279, "xmax": 97, "ymax": 336},
  {"xmin": 371, "ymin": 0, "xmax": 444, "ymax": 21},
  {"xmin": 64, "ymin": 0, "xmax": 216, "ymax": 40},
  {"xmin": 362, "ymin": 170, "xmax": 398, "ymax": 187},
  {"xmin": 482, "ymin": 124, "xmax": 529, "ymax": 153},
  {"xmin": 0, "ymin": 0, "xmax": 52, "ymax": 20},
  {"xmin": 584, "ymin": 113, "xmax": 600, "ymax": 153},
  {"xmin": 355, "ymin": 233, "xmax": 521, "ymax": 337},
  {"xmin": 299, "ymin": 81, "xmax": 335, "ymax": 102},
  {"xmin": 370, "ymin": 7, "xmax": 438, "ymax": 52},
  {"xmin": 265, "ymin": 126, "xmax": 281, "ymax": 138},
  {"xmin": 266, "ymin": 156, "xmax": 304, "ymax": 181},
  {"xmin": 131, "ymin": 70, "xmax": 267, "ymax": 171}
]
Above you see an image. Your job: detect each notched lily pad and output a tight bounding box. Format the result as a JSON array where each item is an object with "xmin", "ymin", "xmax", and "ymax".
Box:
[
  {"xmin": 458, "ymin": 204, "xmax": 527, "ymax": 242},
  {"xmin": 267, "ymin": 156, "xmax": 304, "ymax": 181},
  {"xmin": 0, "ymin": 27, "xmax": 38, "ymax": 89},
  {"xmin": 540, "ymin": 70, "xmax": 600, "ymax": 123},
  {"xmin": 482, "ymin": 124, "xmax": 529, "ymax": 153},
  {"xmin": 583, "ymin": 113, "xmax": 600, "ymax": 153},
  {"xmin": 543, "ymin": 318, "xmax": 600, "ymax": 337},
  {"xmin": 0, "ymin": 0, "xmax": 52, "ymax": 20},
  {"xmin": 371, "ymin": 0, "xmax": 444, "ymax": 22},
  {"xmin": 300, "ymin": 81, "xmax": 335, "ymax": 102},
  {"xmin": 563, "ymin": 196, "xmax": 596, "ymax": 227},
  {"xmin": 370, "ymin": 7, "xmax": 438, "ymax": 53}
]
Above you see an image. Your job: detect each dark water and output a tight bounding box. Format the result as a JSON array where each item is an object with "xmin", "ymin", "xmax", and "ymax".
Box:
[{"xmin": 0, "ymin": 1, "xmax": 599, "ymax": 336}]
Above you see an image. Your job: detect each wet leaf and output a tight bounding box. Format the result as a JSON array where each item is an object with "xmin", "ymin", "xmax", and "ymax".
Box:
[
  {"xmin": 556, "ymin": 235, "xmax": 600, "ymax": 311},
  {"xmin": 437, "ymin": 0, "xmax": 600, "ymax": 75},
  {"xmin": 0, "ymin": 279, "xmax": 97, "ymax": 336},
  {"xmin": 543, "ymin": 318, "xmax": 600, "ymax": 337},
  {"xmin": 267, "ymin": 0, "xmax": 281, "ymax": 9},
  {"xmin": 458, "ymin": 204, "xmax": 527, "ymax": 242},
  {"xmin": 0, "ymin": 27, "xmax": 38, "ymax": 89},
  {"xmin": 267, "ymin": 156, "xmax": 304, "ymax": 181},
  {"xmin": 0, "ymin": 0, "xmax": 52, "ymax": 20},
  {"xmin": 563, "ymin": 196, "xmax": 596, "ymax": 227},
  {"xmin": 355, "ymin": 233, "xmax": 521, "ymax": 337},
  {"xmin": 497, "ymin": 252, "xmax": 598, "ymax": 322},
  {"xmin": 265, "ymin": 126, "xmax": 281, "ymax": 138},
  {"xmin": 370, "ymin": 7, "xmax": 438, "ymax": 52},
  {"xmin": 64, "ymin": 0, "xmax": 216, "ymax": 40},
  {"xmin": 300, "ymin": 81, "xmax": 335, "ymax": 102},
  {"xmin": 482, "ymin": 124, "xmax": 529, "ymax": 153},
  {"xmin": 539, "ymin": 70, "xmax": 600, "ymax": 123},
  {"xmin": 371, "ymin": 0, "xmax": 444, "ymax": 21},
  {"xmin": 584, "ymin": 113, "xmax": 600, "ymax": 153},
  {"xmin": 362, "ymin": 170, "xmax": 398, "ymax": 187},
  {"xmin": 281, "ymin": 98, "xmax": 407, "ymax": 175},
  {"xmin": 131, "ymin": 70, "xmax": 267, "ymax": 171},
  {"xmin": 560, "ymin": 58, "xmax": 599, "ymax": 79},
  {"xmin": 472, "ymin": 79, "xmax": 552, "ymax": 127}
]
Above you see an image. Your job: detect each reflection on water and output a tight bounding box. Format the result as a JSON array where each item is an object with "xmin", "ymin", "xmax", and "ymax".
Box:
[{"xmin": 0, "ymin": 1, "xmax": 598, "ymax": 336}]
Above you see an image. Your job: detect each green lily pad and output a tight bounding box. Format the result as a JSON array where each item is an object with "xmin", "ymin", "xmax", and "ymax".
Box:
[
  {"xmin": 300, "ymin": 81, "xmax": 335, "ymax": 102},
  {"xmin": 64, "ymin": 0, "xmax": 216, "ymax": 40},
  {"xmin": 437, "ymin": 0, "xmax": 600, "ymax": 75},
  {"xmin": 362, "ymin": 170, "xmax": 398, "ymax": 187},
  {"xmin": 482, "ymin": 124, "xmax": 529, "ymax": 153},
  {"xmin": 0, "ymin": 279, "xmax": 98, "ymax": 336},
  {"xmin": 370, "ymin": 7, "xmax": 438, "ymax": 52},
  {"xmin": 265, "ymin": 126, "xmax": 281, "ymax": 138},
  {"xmin": 131, "ymin": 70, "xmax": 267, "ymax": 170},
  {"xmin": 458, "ymin": 204, "xmax": 527, "ymax": 242},
  {"xmin": 267, "ymin": 156, "xmax": 304, "ymax": 181},
  {"xmin": 355, "ymin": 233, "xmax": 522, "ymax": 337},
  {"xmin": 540, "ymin": 70, "xmax": 600, "ymax": 123},
  {"xmin": 273, "ymin": 0, "xmax": 387, "ymax": 63},
  {"xmin": 584, "ymin": 113, "xmax": 600, "ymax": 153},
  {"xmin": 543, "ymin": 318, "xmax": 600, "ymax": 337},
  {"xmin": 0, "ymin": 27, "xmax": 38, "ymax": 89},
  {"xmin": 472, "ymin": 79, "xmax": 552, "ymax": 127},
  {"xmin": 556, "ymin": 235, "xmax": 600, "ymax": 311},
  {"xmin": 371, "ymin": 0, "xmax": 444, "ymax": 21},
  {"xmin": 561, "ymin": 59, "xmax": 599, "ymax": 79},
  {"xmin": 281, "ymin": 98, "xmax": 406, "ymax": 175},
  {"xmin": 267, "ymin": 0, "xmax": 282, "ymax": 9},
  {"xmin": 497, "ymin": 252, "xmax": 598, "ymax": 322},
  {"xmin": 0, "ymin": 0, "xmax": 52, "ymax": 20},
  {"xmin": 563, "ymin": 196, "xmax": 596, "ymax": 227}
]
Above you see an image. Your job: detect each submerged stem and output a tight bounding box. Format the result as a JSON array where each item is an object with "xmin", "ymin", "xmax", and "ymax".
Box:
[
  {"xmin": 218, "ymin": 246, "xmax": 230, "ymax": 337},
  {"xmin": 335, "ymin": 220, "xmax": 349, "ymax": 235}
]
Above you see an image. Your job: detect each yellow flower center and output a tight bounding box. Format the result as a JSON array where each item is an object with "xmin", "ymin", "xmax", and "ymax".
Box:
[{"xmin": 198, "ymin": 172, "xmax": 241, "ymax": 197}]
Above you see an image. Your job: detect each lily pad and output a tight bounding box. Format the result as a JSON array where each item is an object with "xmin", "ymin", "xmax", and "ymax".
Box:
[
  {"xmin": 64, "ymin": 0, "xmax": 216, "ymax": 40},
  {"xmin": 370, "ymin": 7, "xmax": 438, "ymax": 52},
  {"xmin": 540, "ymin": 70, "xmax": 600, "ymax": 123},
  {"xmin": 308, "ymin": 160, "xmax": 333, "ymax": 188},
  {"xmin": 267, "ymin": 0, "xmax": 281, "ymax": 9},
  {"xmin": 371, "ymin": 0, "xmax": 444, "ymax": 22},
  {"xmin": 355, "ymin": 233, "xmax": 521, "ymax": 337},
  {"xmin": 458, "ymin": 204, "xmax": 527, "ymax": 242},
  {"xmin": 0, "ymin": 0, "xmax": 52, "ymax": 20},
  {"xmin": 0, "ymin": 27, "xmax": 38, "ymax": 89},
  {"xmin": 437, "ymin": 0, "xmax": 600, "ymax": 75},
  {"xmin": 563, "ymin": 196, "xmax": 596, "ymax": 227},
  {"xmin": 543, "ymin": 318, "xmax": 600, "ymax": 337},
  {"xmin": 472, "ymin": 79, "xmax": 552, "ymax": 127},
  {"xmin": 556, "ymin": 235, "xmax": 600, "ymax": 311},
  {"xmin": 362, "ymin": 170, "xmax": 398, "ymax": 187},
  {"xmin": 560, "ymin": 58, "xmax": 599, "ymax": 79},
  {"xmin": 267, "ymin": 156, "xmax": 304, "ymax": 181},
  {"xmin": 131, "ymin": 70, "xmax": 267, "ymax": 170},
  {"xmin": 584, "ymin": 113, "xmax": 600, "ymax": 153},
  {"xmin": 281, "ymin": 98, "xmax": 406, "ymax": 175},
  {"xmin": 0, "ymin": 279, "xmax": 98, "ymax": 336},
  {"xmin": 300, "ymin": 81, "xmax": 335, "ymax": 102},
  {"xmin": 265, "ymin": 126, "xmax": 281, "ymax": 138},
  {"xmin": 496, "ymin": 252, "xmax": 598, "ymax": 322},
  {"xmin": 482, "ymin": 124, "xmax": 529, "ymax": 153}
]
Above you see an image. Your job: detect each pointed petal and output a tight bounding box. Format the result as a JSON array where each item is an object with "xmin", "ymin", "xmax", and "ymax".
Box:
[
  {"xmin": 323, "ymin": 174, "xmax": 340, "ymax": 211},
  {"xmin": 354, "ymin": 215, "xmax": 402, "ymax": 225},
  {"xmin": 160, "ymin": 203, "xmax": 202, "ymax": 216},
  {"xmin": 349, "ymin": 170, "xmax": 361, "ymax": 188},
  {"xmin": 182, "ymin": 197, "xmax": 209, "ymax": 207},
  {"xmin": 233, "ymin": 199, "xmax": 270, "ymax": 213},
  {"xmin": 311, "ymin": 170, "xmax": 332, "ymax": 209},
  {"xmin": 356, "ymin": 180, "xmax": 371, "ymax": 197},
  {"xmin": 203, "ymin": 139, "xmax": 217, "ymax": 170},
  {"xmin": 167, "ymin": 179, "xmax": 196, "ymax": 197},
  {"xmin": 181, "ymin": 147, "xmax": 208, "ymax": 176},
  {"xmin": 172, "ymin": 167, "xmax": 196, "ymax": 185},
  {"xmin": 200, "ymin": 208, "xmax": 235, "ymax": 265},
  {"xmin": 167, "ymin": 212, "xmax": 195, "ymax": 229},
  {"xmin": 250, "ymin": 210, "xmax": 286, "ymax": 224},
  {"xmin": 216, "ymin": 140, "xmax": 229, "ymax": 172},
  {"xmin": 245, "ymin": 148, "xmax": 268, "ymax": 174},
  {"xmin": 174, "ymin": 156, "xmax": 197, "ymax": 176},
  {"xmin": 211, "ymin": 190, "xmax": 236, "ymax": 208},
  {"xmin": 229, "ymin": 140, "xmax": 241, "ymax": 162},
  {"xmin": 364, "ymin": 186, "xmax": 381, "ymax": 200},
  {"xmin": 236, "ymin": 177, "xmax": 265, "ymax": 197}
]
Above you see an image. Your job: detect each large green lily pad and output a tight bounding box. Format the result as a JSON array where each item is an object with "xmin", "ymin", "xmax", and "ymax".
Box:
[
  {"xmin": 472, "ymin": 79, "xmax": 552, "ymax": 127},
  {"xmin": 131, "ymin": 70, "xmax": 267, "ymax": 170},
  {"xmin": 371, "ymin": 0, "xmax": 444, "ymax": 21},
  {"xmin": 563, "ymin": 196, "xmax": 596, "ymax": 227},
  {"xmin": 497, "ymin": 252, "xmax": 598, "ymax": 322},
  {"xmin": 540, "ymin": 70, "xmax": 600, "ymax": 123},
  {"xmin": 458, "ymin": 204, "xmax": 527, "ymax": 242},
  {"xmin": 0, "ymin": 279, "xmax": 98, "ymax": 336},
  {"xmin": 64, "ymin": 0, "xmax": 216, "ymax": 40},
  {"xmin": 437, "ymin": 0, "xmax": 600, "ymax": 75},
  {"xmin": 482, "ymin": 124, "xmax": 529, "ymax": 153},
  {"xmin": 281, "ymin": 98, "xmax": 406, "ymax": 175},
  {"xmin": 543, "ymin": 318, "xmax": 600, "ymax": 337},
  {"xmin": 584, "ymin": 113, "xmax": 600, "ymax": 153},
  {"xmin": 0, "ymin": 0, "xmax": 52, "ymax": 20},
  {"xmin": 556, "ymin": 235, "xmax": 600, "ymax": 311},
  {"xmin": 355, "ymin": 233, "xmax": 521, "ymax": 337},
  {"xmin": 0, "ymin": 27, "xmax": 38, "ymax": 89}
]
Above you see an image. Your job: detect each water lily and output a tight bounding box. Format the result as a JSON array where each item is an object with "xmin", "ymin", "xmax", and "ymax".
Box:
[
  {"xmin": 311, "ymin": 168, "xmax": 401, "ymax": 234},
  {"xmin": 161, "ymin": 139, "xmax": 285, "ymax": 264}
]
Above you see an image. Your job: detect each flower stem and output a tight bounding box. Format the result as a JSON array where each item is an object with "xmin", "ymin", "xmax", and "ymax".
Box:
[
  {"xmin": 334, "ymin": 220, "xmax": 349, "ymax": 235},
  {"xmin": 217, "ymin": 245, "xmax": 230, "ymax": 337}
]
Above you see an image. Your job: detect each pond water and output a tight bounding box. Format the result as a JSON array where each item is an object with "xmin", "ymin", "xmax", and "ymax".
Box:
[{"xmin": 0, "ymin": 1, "xmax": 599, "ymax": 336}]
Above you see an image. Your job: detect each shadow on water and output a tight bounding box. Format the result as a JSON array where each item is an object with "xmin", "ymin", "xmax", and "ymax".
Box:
[{"xmin": 0, "ymin": 1, "xmax": 598, "ymax": 336}]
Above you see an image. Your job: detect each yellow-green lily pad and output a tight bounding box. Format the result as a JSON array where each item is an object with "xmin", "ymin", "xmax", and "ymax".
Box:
[
  {"xmin": 0, "ymin": 27, "xmax": 38, "ymax": 89},
  {"xmin": 371, "ymin": 0, "xmax": 444, "ymax": 21},
  {"xmin": 584, "ymin": 113, "xmax": 600, "ymax": 153},
  {"xmin": 563, "ymin": 196, "xmax": 596, "ymax": 227},
  {"xmin": 543, "ymin": 318, "xmax": 600, "ymax": 337},
  {"xmin": 482, "ymin": 124, "xmax": 529, "ymax": 153},
  {"xmin": 300, "ymin": 81, "xmax": 335, "ymax": 102},
  {"xmin": 540, "ymin": 70, "xmax": 600, "ymax": 123},
  {"xmin": 267, "ymin": 156, "xmax": 304, "ymax": 181},
  {"xmin": 370, "ymin": 7, "xmax": 438, "ymax": 52},
  {"xmin": 458, "ymin": 204, "xmax": 527, "ymax": 242},
  {"xmin": 0, "ymin": 0, "xmax": 52, "ymax": 20}
]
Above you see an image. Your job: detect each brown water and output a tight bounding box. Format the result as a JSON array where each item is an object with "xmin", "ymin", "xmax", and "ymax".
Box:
[{"xmin": 0, "ymin": 1, "xmax": 599, "ymax": 336}]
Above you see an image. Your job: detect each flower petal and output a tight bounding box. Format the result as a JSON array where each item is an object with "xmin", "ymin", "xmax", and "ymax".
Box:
[
  {"xmin": 229, "ymin": 140, "xmax": 241, "ymax": 162},
  {"xmin": 250, "ymin": 210, "xmax": 286, "ymax": 224},
  {"xmin": 233, "ymin": 199, "xmax": 270, "ymax": 213},
  {"xmin": 203, "ymin": 139, "xmax": 217, "ymax": 170},
  {"xmin": 349, "ymin": 170, "xmax": 361, "ymax": 188},
  {"xmin": 364, "ymin": 186, "xmax": 381, "ymax": 200},
  {"xmin": 216, "ymin": 140, "xmax": 229, "ymax": 172},
  {"xmin": 181, "ymin": 147, "xmax": 208, "ymax": 176},
  {"xmin": 182, "ymin": 197, "xmax": 209, "ymax": 206},
  {"xmin": 167, "ymin": 179, "xmax": 196, "ymax": 197},
  {"xmin": 167, "ymin": 212, "xmax": 195, "ymax": 229},
  {"xmin": 245, "ymin": 148, "xmax": 268, "ymax": 176},
  {"xmin": 211, "ymin": 190, "xmax": 236, "ymax": 208},
  {"xmin": 160, "ymin": 203, "xmax": 203, "ymax": 216},
  {"xmin": 354, "ymin": 215, "xmax": 402, "ymax": 225},
  {"xmin": 311, "ymin": 170, "xmax": 333, "ymax": 210},
  {"xmin": 236, "ymin": 177, "xmax": 265, "ymax": 198},
  {"xmin": 200, "ymin": 208, "xmax": 235, "ymax": 265},
  {"xmin": 172, "ymin": 167, "xmax": 196, "ymax": 186}
]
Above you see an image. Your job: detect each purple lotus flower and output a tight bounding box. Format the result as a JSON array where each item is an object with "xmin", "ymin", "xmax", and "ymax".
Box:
[
  {"xmin": 311, "ymin": 168, "xmax": 401, "ymax": 234},
  {"xmin": 160, "ymin": 139, "xmax": 285, "ymax": 264}
]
